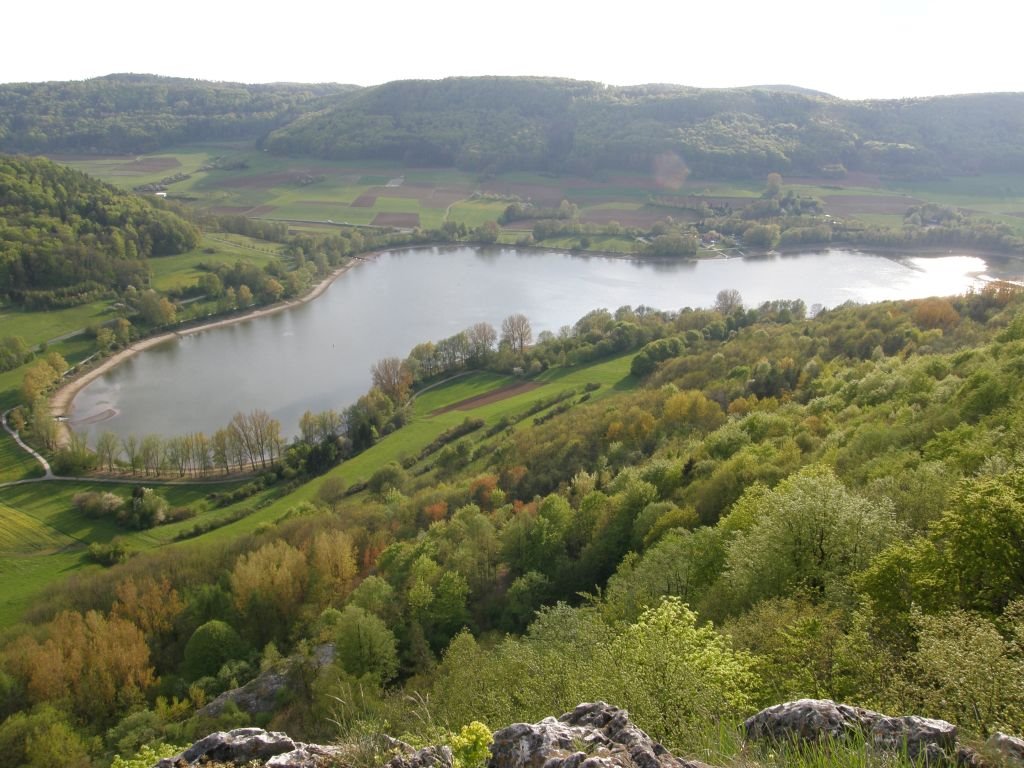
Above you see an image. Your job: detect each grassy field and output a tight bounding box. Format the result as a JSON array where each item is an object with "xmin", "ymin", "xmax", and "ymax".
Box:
[
  {"xmin": 55, "ymin": 146, "xmax": 1024, "ymax": 241},
  {"xmin": 0, "ymin": 498, "xmax": 74, "ymax": 553},
  {"xmin": 0, "ymin": 300, "xmax": 111, "ymax": 349},
  {"xmin": 0, "ymin": 477, "xmax": 254, "ymax": 624},
  {"xmin": 0, "ymin": 431, "xmax": 44, "ymax": 483},
  {"xmin": 0, "ymin": 549, "xmax": 86, "ymax": 626},
  {"xmin": 245, "ymin": 353, "xmax": 638, "ymax": 523},
  {"xmin": 150, "ymin": 233, "xmax": 284, "ymax": 291}
]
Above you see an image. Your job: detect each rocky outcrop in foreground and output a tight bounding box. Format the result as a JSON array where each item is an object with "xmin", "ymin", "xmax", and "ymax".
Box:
[
  {"xmin": 155, "ymin": 699, "xmax": 1024, "ymax": 768},
  {"xmin": 486, "ymin": 701, "xmax": 708, "ymax": 768},
  {"xmin": 154, "ymin": 727, "xmax": 342, "ymax": 767},
  {"xmin": 745, "ymin": 699, "xmax": 969, "ymax": 765}
]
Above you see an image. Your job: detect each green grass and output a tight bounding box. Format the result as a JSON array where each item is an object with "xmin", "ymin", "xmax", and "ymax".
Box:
[
  {"xmin": 890, "ymin": 172, "xmax": 1024, "ymax": 204},
  {"xmin": 0, "ymin": 549, "xmax": 88, "ymax": 626},
  {"xmin": 0, "ymin": 301, "xmax": 111, "ymax": 348},
  {"xmin": 57, "ymin": 148, "xmax": 225, "ymax": 191},
  {"xmin": 582, "ymin": 202, "xmax": 645, "ymax": 212},
  {"xmin": 0, "ymin": 477, "xmax": 252, "ymax": 624},
  {"xmin": 849, "ymin": 213, "xmax": 908, "ymax": 229},
  {"xmin": 448, "ymin": 201, "xmax": 506, "ymax": 227},
  {"xmin": 0, "ymin": 431, "xmax": 44, "ymax": 483},
  {"xmin": 412, "ymin": 372, "xmax": 512, "ymax": 414},
  {"xmin": 150, "ymin": 234, "xmax": 283, "ymax": 291},
  {"xmin": 0, "ymin": 499, "xmax": 76, "ymax": 553}
]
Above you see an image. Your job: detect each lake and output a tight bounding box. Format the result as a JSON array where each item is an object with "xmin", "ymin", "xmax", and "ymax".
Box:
[{"xmin": 69, "ymin": 245, "xmax": 1001, "ymax": 442}]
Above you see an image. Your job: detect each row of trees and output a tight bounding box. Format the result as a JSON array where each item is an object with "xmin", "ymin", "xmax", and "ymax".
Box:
[{"xmin": 88, "ymin": 410, "xmax": 284, "ymax": 478}]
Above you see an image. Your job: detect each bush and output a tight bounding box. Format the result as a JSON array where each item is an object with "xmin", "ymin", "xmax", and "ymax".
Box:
[
  {"xmin": 183, "ymin": 620, "xmax": 247, "ymax": 680},
  {"xmin": 86, "ymin": 539, "xmax": 129, "ymax": 566},
  {"xmin": 449, "ymin": 722, "xmax": 493, "ymax": 768}
]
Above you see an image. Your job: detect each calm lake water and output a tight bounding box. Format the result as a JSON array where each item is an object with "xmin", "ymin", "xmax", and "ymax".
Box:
[{"xmin": 70, "ymin": 246, "xmax": 1001, "ymax": 441}]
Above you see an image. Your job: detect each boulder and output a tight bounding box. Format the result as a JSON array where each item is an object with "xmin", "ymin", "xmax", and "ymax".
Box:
[
  {"xmin": 388, "ymin": 744, "xmax": 454, "ymax": 768},
  {"xmin": 156, "ymin": 728, "xmax": 297, "ymax": 766},
  {"xmin": 489, "ymin": 701, "xmax": 708, "ymax": 768},
  {"xmin": 155, "ymin": 700, "xmax": 1009, "ymax": 768},
  {"xmin": 744, "ymin": 699, "xmax": 959, "ymax": 764},
  {"xmin": 987, "ymin": 732, "xmax": 1024, "ymax": 766},
  {"xmin": 265, "ymin": 743, "xmax": 345, "ymax": 767},
  {"xmin": 199, "ymin": 644, "xmax": 335, "ymax": 718}
]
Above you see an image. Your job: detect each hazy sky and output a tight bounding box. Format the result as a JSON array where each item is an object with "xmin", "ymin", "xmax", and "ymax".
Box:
[{"xmin": 4, "ymin": 0, "xmax": 1022, "ymax": 99}]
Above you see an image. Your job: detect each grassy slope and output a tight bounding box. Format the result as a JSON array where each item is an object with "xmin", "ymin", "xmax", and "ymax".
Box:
[
  {"xmin": 0, "ymin": 478, "xmax": 251, "ymax": 625},
  {"xmin": 0, "ymin": 432, "xmax": 43, "ymax": 483},
  {"xmin": 149, "ymin": 233, "xmax": 283, "ymax": 291}
]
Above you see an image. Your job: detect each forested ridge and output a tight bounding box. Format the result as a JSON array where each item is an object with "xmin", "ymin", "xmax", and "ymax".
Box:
[
  {"xmin": 4, "ymin": 74, "xmax": 1024, "ymax": 181},
  {"xmin": 0, "ymin": 155, "xmax": 200, "ymax": 308},
  {"xmin": 0, "ymin": 74, "xmax": 356, "ymax": 155},
  {"xmin": 268, "ymin": 78, "xmax": 1024, "ymax": 178},
  {"xmin": 6, "ymin": 286, "xmax": 1024, "ymax": 765}
]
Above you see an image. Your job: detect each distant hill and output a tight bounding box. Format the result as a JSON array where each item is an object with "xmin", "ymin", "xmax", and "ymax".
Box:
[
  {"xmin": 743, "ymin": 84, "xmax": 835, "ymax": 98},
  {"xmin": 0, "ymin": 154, "xmax": 200, "ymax": 307},
  {"xmin": 263, "ymin": 77, "xmax": 1024, "ymax": 179},
  {"xmin": 0, "ymin": 74, "xmax": 357, "ymax": 154},
  {"xmin": 3, "ymin": 74, "xmax": 1024, "ymax": 181}
]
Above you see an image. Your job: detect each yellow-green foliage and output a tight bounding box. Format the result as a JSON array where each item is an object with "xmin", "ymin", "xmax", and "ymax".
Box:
[
  {"xmin": 449, "ymin": 721, "xmax": 493, "ymax": 768},
  {"xmin": 430, "ymin": 598, "xmax": 758, "ymax": 752}
]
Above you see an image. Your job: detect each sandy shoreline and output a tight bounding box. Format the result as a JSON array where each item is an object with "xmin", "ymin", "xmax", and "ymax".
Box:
[{"xmin": 50, "ymin": 252, "xmax": 379, "ymax": 439}]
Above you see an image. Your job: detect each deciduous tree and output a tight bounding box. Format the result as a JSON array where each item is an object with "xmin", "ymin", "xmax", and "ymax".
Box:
[{"xmin": 501, "ymin": 313, "xmax": 532, "ymax": 354}]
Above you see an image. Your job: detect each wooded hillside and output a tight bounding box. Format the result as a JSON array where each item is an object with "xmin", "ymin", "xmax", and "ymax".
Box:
[
  {"xmin": 4, "ymin": 74, "xmax": 1024, "ymax": 181},
  {"xmin": 0, "ymin": 155, "xmax": 200, "ymax": 307},
  {"xmin": 265, "ymin": 78, "xmax": 1024, "ymax": 179},
  {"xmin": 0, "ymin": 74, "xmax": 356, "ymax": 154}
]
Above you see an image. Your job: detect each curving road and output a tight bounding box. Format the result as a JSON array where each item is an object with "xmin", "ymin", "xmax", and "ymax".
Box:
[{"xmin": 2, "ymin": 408, "xmax": 53, "ymax": 483}]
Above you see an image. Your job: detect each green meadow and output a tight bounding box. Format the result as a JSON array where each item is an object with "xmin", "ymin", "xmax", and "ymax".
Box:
[{"xmin": 149, "ymin": 233, "xmax": 285, "ymax": 291}]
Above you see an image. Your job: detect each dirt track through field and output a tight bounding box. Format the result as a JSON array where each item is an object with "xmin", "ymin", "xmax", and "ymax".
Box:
[{"xmin": 430, "ymin": 381, "xmax": 544, "ymax": 415}]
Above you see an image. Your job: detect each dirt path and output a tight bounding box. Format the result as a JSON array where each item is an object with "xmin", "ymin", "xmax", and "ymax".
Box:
[{"xmin": 2, "ymin": 409, "xmax": 53, "ymax": 480}]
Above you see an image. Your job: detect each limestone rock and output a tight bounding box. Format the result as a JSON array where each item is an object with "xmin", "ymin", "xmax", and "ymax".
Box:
[
  {"xmin": 156, "ymin": 700, "xmax": 997, "ymax": 768},
  {"xmin": 869, "ymin": 714, "xmax": 957, "ymax": 761},
  {"xmin": 199, "ymin": 644, "xmax": 335, "ymax": 718},
  {"xmin": 387, "ymin": 744, "xmax": 454, "ymax": 768},
  {"xmin": 489, "ymin": 701, "xmax": 708, "ymax": 768},
  {"xmin": 744, "ymin": 699, "xmax": 876, "ymax": 743},
  {"xmin": 155, "ymin": 728, "xmax": 296, "ymax": 766},
  {"xmin": 744, "ymin": 698, "xmax": 959, "ymax": 764},
  {"xmin": 987, "ymin": 732, "xmax": 1024, "ymax": 766},
  {"xmin": 265, "ymin": 743, "xmax": 345, "ymax": 767}
]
